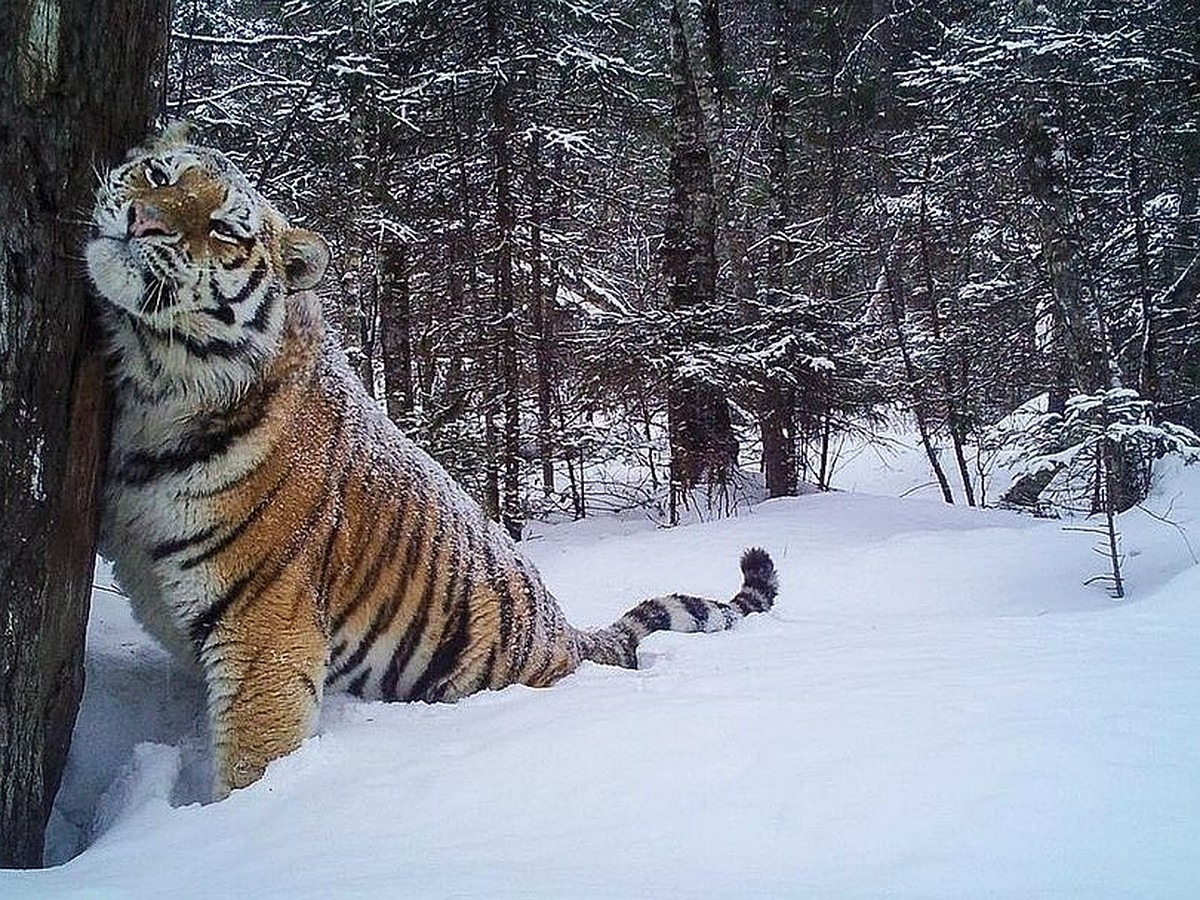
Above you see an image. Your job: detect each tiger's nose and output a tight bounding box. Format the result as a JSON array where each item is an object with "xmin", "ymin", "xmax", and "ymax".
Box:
[{"xmin": 127, "ymin": 201, "xmax": 172, "ymax": 238}]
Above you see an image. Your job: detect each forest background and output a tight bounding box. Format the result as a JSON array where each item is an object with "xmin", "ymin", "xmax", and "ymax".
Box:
[
  {"xmin": 163, "ymin": 0, "xmax": 1200, "ymax": 535},
  {"xmin": 2, "ymin": 0, "xmax": 1198, "ymax": 869}
]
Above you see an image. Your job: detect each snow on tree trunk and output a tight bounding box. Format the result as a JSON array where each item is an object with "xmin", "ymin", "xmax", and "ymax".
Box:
[
  {"xmin": 379, "ymin": 239, "xmax": 414, "ymax": 421},
  {"xmin": 759, "ymin": 0, "xmax": 798, "ymax": 499},
  {"xmin": 487, "ymin": 0, "xmax": 522, "ymax": 541},
  {"xmin": 664, "ymin": 0, "xmax": 736, "ymax": 516},
  {"xmin": 0, "ymin": 0, "xmax": 169, "ymax": 868},
  {"xmin": 1021, "ymin": 90, "xmax": 1109, "ymax": 397},
  {"xmin": 528, "ymin": 127, "xmax": 556, "ymax": 499}
]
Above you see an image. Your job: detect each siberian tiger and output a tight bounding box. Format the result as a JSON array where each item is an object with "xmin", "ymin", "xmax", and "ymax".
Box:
[{"xmin": 85, "ymin": 128, "xmax": 778, "ymax": 797}]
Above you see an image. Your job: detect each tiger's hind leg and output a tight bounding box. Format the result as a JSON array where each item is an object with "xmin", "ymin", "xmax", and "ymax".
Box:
[{"xmin": 199, "ymin": 596, "xmax": 327, "ymax": 798}]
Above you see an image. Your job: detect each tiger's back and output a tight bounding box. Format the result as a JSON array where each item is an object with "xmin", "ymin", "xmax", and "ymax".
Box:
[{"xmin": 88, "ymin": 130, "xmax": 777, "ymax": 796}]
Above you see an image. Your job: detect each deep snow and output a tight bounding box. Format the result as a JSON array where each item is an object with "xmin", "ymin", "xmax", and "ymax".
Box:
[{"xmin": 4, "ymin": 449, "xmax": 1200, "ymax": 898}]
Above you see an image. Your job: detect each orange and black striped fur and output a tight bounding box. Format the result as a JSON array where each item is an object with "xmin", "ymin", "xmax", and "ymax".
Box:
[{"xmin": 86, "ymin": 131, "xmax": 778, "ymax": 797}]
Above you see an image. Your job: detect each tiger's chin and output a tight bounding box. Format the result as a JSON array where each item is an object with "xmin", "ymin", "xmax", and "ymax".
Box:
[
  {"xmin": 86, "ymin": 236, "xmax": 150, "ymax": 315},
  {"xmin": 86, "ymin": 238, "xmax": 195, "ymax": 326}
]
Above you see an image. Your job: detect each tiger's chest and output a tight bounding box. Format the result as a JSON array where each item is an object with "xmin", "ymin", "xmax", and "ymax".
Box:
[{"xmin": 99, "ymin": 396, "xmax": 265, "ymax": 666}]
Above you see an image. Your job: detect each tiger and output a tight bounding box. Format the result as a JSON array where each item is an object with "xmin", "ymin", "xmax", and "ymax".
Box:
[{"xmin": 84, "ymin": 127, "xmax": 778, "ymax": 797}]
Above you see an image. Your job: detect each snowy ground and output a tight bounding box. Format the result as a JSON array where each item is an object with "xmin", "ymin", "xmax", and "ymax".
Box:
[{"xmin": 5, "ymin": 448, "xmax": 1200, "ymax": 898}]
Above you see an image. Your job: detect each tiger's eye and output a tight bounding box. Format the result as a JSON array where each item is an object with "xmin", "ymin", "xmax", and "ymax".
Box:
[
  {"xmin": 209, "ymin": 219, "xmax": 244, "ymax": 245},
  {"xmin": 144, "ymin": 163, "xmax": 170, "ymax": 188}
]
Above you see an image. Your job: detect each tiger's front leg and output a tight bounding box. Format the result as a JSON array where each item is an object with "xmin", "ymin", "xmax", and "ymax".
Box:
[{"xmin": 201, "ymin": 601, "xmax": 327, "ymax": 798}]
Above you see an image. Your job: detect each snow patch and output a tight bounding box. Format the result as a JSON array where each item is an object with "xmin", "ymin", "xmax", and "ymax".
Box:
[
  {"xmin": 90, "ymin": 743, "xmax": 184, "ymax": 845},
  {"xmin": 7, "ymin": 463, "xmax": 1200, "ymax": 897}
]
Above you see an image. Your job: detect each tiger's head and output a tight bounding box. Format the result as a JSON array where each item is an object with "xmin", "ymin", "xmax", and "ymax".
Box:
[{"xmin": 86, "ymin": 128, "xmax": 329, "ymax": 395}]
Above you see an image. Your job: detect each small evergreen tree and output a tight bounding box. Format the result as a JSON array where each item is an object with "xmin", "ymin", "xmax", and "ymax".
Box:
[{"xmin": 1002, "ymin": 389, "xmax": 1200, "ymax": 595}]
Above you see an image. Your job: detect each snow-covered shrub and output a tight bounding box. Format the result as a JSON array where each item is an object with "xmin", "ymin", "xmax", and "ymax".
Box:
[
  {"xmin": 997, "ymin": 389, "xmax": 1200, "ymax": 596},
  {"xmin": 1004, "ymin": 389, "xmax": 1199, "ymax": 515}
]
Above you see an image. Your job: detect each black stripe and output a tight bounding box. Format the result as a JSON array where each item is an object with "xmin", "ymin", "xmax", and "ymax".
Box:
[
  {"xmin": 178, "ymin": 381, "xmax": 290, "ymax": 501},
  {"xmin": 245, "ymin": 284, "xmax": 281, "ymax": 334},
  {"xmin": 115, "ymin": 387, "xmax": 273, "ymax": 486},
  {"xmin": 328, "ymin": 641, "xmax": 348, "ymax": 667},
  {"xmin": 189, "ymin": 571, "xmax": 254, "ymax": 649},
  {"xmin": 128, "ymin": 311, "xmax": 250, "ymax": 361},
  {"xmin": 410, "ymin": 605, "xmax": 470, "ymax": 702},
  {"xmin": 202, "ymin": 304, "xmax": 237, "ymax": 326},
  {"xmin": 299, "ymin": 672, "xmax": 319, "ymax": 700},
  {"xmin": 150, "ymin": 523, "xmax": 220, "ymax": 561},
  {"xmin": 117, "ymin": 426, "xmax": 239, "ymax": 484},
  {"xmin": 378, "ymin": 598, "xmax": 432, "ymax": 700},
  {"xmin": 315, "ymin": 497, "xmax": 344, "ymax": 612},
  {"xmin": 628, "ymin": 600, "xmax": 671, "ymax": 633},
  {"xmin": 484, "ymin": 541, "xmax": 516, "ymax": 653},
  {"xmin": 347, "ymin": 669, "xmax": 371, "ymax": 697},
  {"xmin": 527, "ymin": 645, "xmax": 557, "ymax": 686},
  {"xmin": 330, "ymin": 504, "xmax": 430, "ymax": 686},
  {"xmin": 178, "ymin": 331, "xmax": 252, "ymax": 361},
  {"xmin": 378, "ymin": 523, "xmax": 446, "ymax": 700},
  {"xmin": 227, "ymin": 677, "xmax": 287, "ymax": 715},
  {"xmin": 224, "ymin": 257, "xmax": 269, "ymax": 305},
  {"xmin": 122, "ymin": 312, "xmax": 165, "ymax": 380},
  {"xmin": 681, "ymin": 595, "xmax": 711, "ymax": 629},
  {"xmin": 190, "ymin": 435, "xmax": 345, "ymax": 655},
  {"xmin": 314, "ymin": 418, "xmax": 353, "ymax": 623},
  {"xmin": 475, "ymin": 646, "xmax": 498, "ymax": 692},
  {"xmin": 190, "ymin": 493, "xmax": 325, "ymax": 653},
  {"xmin": 177, "ymin": 463, "xmax": 294, "ymax": 570},
  {"xmin": 111, "ymin": 368, "xmax": 163, "ymax": 406},
  {"xmin": 379, "ymin": 613, "xmax": 421, "ymax": 699},
  {"xmin": 511, "ymin": 564, "xmax": 540, "ymax": 673},
  {"xmin": 221, "ymin": 250, "xmax": 251, "ymax": 270},
  {"xmin": 328, "ymin": 496, "xmax": 416, "ymax": 637}
]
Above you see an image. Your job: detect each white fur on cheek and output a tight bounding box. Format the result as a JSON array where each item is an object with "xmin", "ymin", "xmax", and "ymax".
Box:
[{"xmin": 86, "ymin": 237, "xmax": 144, "ymax": 313}]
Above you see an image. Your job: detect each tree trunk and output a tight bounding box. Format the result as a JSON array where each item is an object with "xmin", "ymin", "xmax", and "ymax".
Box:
[
  {"xmin": 919, "ymin": 150, "xmax": 975, "ymax": 506},
  {"xmin": 880, "ymin": 264, "xmax": 955, "ymax": 505},
  {"xmin": 1023, "ymin": 105, "xmax": 1107, "ymax": 395},
  {"xmin": 1127, "ymin": 104, "xmax": 1159, "ymax": 405},
  {"xmin": 1163, "ymin": 136, "xmax": 1200, "ymax": 429},
  {"xmin": 760, "ymin": 384, "xmax": 797, "ymax": 497},
  {"xmin": 528, "ymin": 127, "xmax": 556, "ymax": 498},
  {"xmin": 379, "ymin": 240, "xmax": 413, "ymax": 422},
  {"xmin": 346, "ymin": 0, "xmax": 379, "ymax": 398},
  {"xmin": 664, "ymin": 0, "xmax": 736, "ymax": 517},
  {"xmin": 760, "ymin": 0, "xmax": 798, "ymax": 498},
  {"xmin": 0, "ymin": 0, "xmax": 170, "ymax": 868},
  {"xmin": 488, "ymin": 0, "xmax": 521, "ymax": 541}
]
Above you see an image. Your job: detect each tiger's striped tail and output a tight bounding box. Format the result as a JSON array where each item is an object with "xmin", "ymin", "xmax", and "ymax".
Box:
[{"xmin": 576, "ymin": 547, "xmax": 777, "ymax": 669}]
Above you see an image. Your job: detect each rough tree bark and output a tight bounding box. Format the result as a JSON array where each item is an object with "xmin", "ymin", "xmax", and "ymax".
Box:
[
  {"xmin": 378, "ymin": 239, "xmax": 413, "ymax": 421},
  {"xmin": 1023, "ymin": 104, "xmax": 1108, "ymax": 396},
  {"xmin": 665, "ymin": 0, "xmax": 736, "ymax": 520},
  {"xmin": 346, "ymin": 0, "xmax": 380, "ymax": 398},
  {"xmin": 528, "ymin": 127, "xmax": 557, "ymax": 499},
  {"xmin": 487, "ymin": 0, "xmax": 522, "ymax": 541},
  {"xmin": 760, "ymin": 0, "xmax": 798, "ymax": 498},
  {"xmin": 918, "ymin": 150, "xmax": 976, "ymax": 506},
  {"xmin": 0, "ymin": 0, "xmax": 170, "ymax": 868}
]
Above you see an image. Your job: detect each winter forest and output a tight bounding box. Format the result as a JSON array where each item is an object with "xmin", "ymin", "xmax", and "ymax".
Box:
[
  {"xmin": 4, "ymin": 0, "xmax": 1200, "ymax": 888},
  {"xmin": 163, "ymin": 0, "xmax": 1200, "ymax": 533}
]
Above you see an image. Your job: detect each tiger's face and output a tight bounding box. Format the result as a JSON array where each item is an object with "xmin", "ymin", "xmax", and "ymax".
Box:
[{"xmin": 86, "ymin": 138, "xmax": 328, "ymax": 350}]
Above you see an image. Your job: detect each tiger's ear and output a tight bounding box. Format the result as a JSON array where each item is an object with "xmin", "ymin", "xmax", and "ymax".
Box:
[
  {"xmin": 280, "ymin": 229, "xmax": 330, "ymax": 291},
  {"xmin": 131, "ymin": 120, "xmax": 196, "ymax": 158}
]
